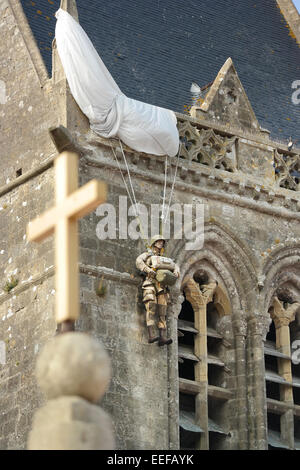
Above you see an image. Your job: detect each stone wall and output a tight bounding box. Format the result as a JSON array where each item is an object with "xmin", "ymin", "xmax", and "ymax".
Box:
[
  {"xmin": 73, "ymin": 119, "xmax": 300, "ymax": 449},
  {"xmin": 0, "ymin": 168, "xmax": 55, "ymax": 450},
  {"xmin": 0, "ymin": 0, "xmax": 60, "ymax": 448},
  {"xmin": 0, "ymin": 0, "xmax": 61, "ymax": 187},
  {"xmin": 0, "ymin": 0, "xmax": 89, "ymax": 448},
  {"xmin": 1, "ymin": 0, "xmax": 300, "ymax": 450},
  {"xmin": 1, "ymin": 109, "xmax": 300, "ymax": 450},
  {"xmin": 77, "ymin": 161, "xmax": 173, "ymax": 449}
]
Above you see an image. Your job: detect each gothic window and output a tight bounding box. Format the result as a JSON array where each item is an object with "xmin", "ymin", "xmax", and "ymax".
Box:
[
  {"xmin": 178, "ymin": 294, "xmax": 202, "ymax": 450},
  {"xmin": 178, "ymin": 276, "xmax": 232, "ymax": 450},
  {"xmin": 290, "ymin": 318, "xmax": 300, "ymax": 407},
  {"xmin": 265, "ymin": 296, "xmax": 300, "ymax": 450},
  {"xmin": 265, "ymin": 320, "xmax": 282, "ymax": 403}
]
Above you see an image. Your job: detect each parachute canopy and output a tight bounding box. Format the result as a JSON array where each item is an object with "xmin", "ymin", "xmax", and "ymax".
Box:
[{"xmin": 55, "ymin": 9, "xmax": 179, "ymax": 157}]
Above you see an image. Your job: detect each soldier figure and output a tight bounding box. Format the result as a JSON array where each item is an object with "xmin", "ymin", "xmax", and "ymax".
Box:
[{"xmin": 136, "ymin": 235, "xmax": 180, "ymax": 346}]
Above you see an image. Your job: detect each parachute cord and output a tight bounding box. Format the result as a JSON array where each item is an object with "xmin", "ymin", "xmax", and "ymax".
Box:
[
  {"xmin": 110, "ymin": 142, "xmax": 149, "ymax": 249},
  {"xmin": 161, "ymin": 155, "xmax": 168, "ymax": 232},
  {"xmin": 119, "ymin": 139, "xmax": 139, "ymax": 209},
  {"xmin": 162, "ymin": 142, "xmax": 182, "ymax": 235},
  {"xmin": 110, "ymin": 143, "xmax": 135, "ymax": 210},
  {"xmin": 111, "ymin": 139, "xmax": 182, "ymax": 247}
]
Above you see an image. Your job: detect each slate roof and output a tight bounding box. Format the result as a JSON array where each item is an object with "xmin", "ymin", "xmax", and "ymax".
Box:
[
  {"xmin": 20, "ymin": 0, "xmax": 58, "ymax": 59},
  {"xmin": 20, "ymin": 0, "xmax": 300, "ymax": 142}
]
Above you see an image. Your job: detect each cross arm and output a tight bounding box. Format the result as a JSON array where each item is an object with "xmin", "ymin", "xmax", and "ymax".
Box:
[{"xmin": 27, "ymin": 180, "xmax": 107, "ymax": 243}]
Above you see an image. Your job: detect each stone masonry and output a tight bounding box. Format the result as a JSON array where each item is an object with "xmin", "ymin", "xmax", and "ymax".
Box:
[{"xmin": 0, "ymin": 0, "xmax": 300, "ymax": 450}]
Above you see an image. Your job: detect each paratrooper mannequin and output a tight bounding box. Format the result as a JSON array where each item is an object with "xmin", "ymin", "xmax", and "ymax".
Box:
[{"xmin": 136, "ymin": 235, "xmax": 180, "ymax": 346}]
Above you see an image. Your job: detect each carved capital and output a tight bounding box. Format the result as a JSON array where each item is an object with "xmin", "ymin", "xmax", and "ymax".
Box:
[
  {"xmin": 273, "ymin": 317, "xmax": 293, "ymax": 328},
  {"xmin": 232, "ymin": 318, "xmax": 247, "ymax": 337},
  {"xmin": 183, "ymin": 277, "xmax": 218, "ymax": 309},
  {"xmin": 269, "ymin": 296, "xmax": 300, "ymax": 329},
  {"xmin": 182, "ymin": 277, "xmax": 205, "ymax": 307},
  {"xmin": 169, "ymin": 292, "xmax": 185, "ymax": 319},
  {"xmin": 248, "ymin": 314, "xmax": 272, "ymax": 339}
]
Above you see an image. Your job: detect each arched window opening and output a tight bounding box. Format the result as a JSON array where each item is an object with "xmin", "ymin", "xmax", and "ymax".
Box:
[
  {"xmin": 178, "ymin": 295, "xmax": 196, "ymax": 382},
  {"xmin": 266, "ymin": 320, "xmax": 276, "ymax": 343},
  {"xmin": 265, "ymin": 320, "xmax": 282, "ymax": 401},
  {"xmin": 266, "ymin": 293, "xmax": 300, "ymax": 450},
  {"xmin": 290, "ymin": 318, "xmax": 300, "ymax": 406},
  {"xmin": 178, "ymin": 276, "xmax": 232, "ymax": 450}
]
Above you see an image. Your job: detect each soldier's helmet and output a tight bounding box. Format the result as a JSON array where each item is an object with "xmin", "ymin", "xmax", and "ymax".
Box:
[{"xmin": 149, "ymin": 234, "xmax": 166, "ymax": 247}]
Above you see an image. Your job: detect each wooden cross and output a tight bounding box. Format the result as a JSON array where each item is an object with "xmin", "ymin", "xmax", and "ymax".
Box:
[{"xmin": 27, "ymin": 150, "xmax": 107, "ymax": 326}]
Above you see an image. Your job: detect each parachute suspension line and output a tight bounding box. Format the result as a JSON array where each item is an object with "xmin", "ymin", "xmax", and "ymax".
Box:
[
  {"xmin": 118, "ymin": 139, "xmax": 139, "ymax": 210},
  {"xmin": 160, "ymin": 155, "xmax": 168, "ymax": 235},
  {"xmin": 110, "ymin": 141, "xmax": 149, "ymax": 249},
  {"xmin": 161, "ymin": 142, "xmax": 182, "ymax": 236},
  {"xmin": 118, "ymin": 139, "xmax": 150, "ymax": 248},
  {"xmin": 111, "ymin": 139, "xmax": 182, "ymax": 246},
  {"xmin": 110, "ymin": 143, "xmax": 136, "ymax": 211}
]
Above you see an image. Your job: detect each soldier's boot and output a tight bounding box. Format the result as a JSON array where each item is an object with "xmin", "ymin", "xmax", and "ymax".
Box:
[
  {"xmin": 158, "ymin": 328, "xmax": 173, "ymax": 346},
  {"xmin": 147, "ymin": 325, "xmax": 159, "ymax": 343},
  {"xmin": 146, "ymin": 302, "xmax": 159, "ymax": 343}
]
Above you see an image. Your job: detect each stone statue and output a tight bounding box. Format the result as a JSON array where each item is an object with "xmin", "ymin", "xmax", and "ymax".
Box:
[{"xmin": 136, "ymin": 235, "xmax": 180, "ymax": 346}]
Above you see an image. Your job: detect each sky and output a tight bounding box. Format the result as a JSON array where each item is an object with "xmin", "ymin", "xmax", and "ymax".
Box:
[{"xmin": 293, "ymin": 0, "xmax": 300, "ymax": 13}]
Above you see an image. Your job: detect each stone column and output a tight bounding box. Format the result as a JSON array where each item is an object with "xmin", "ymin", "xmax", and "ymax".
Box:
[
  {"xmin": 232, "ymin": 319, "xmax": 248, "ymax": 450},
  {"xmin": 27, "ymin": 332, "xmax": 114, "ymax": 450},
  {"xmin": 167, "ymin": 289, "xmax": 184, "ymax": 450},
  {"xmin": 248, "ymin": 315, "xmax": 268, "ymax": 450}
]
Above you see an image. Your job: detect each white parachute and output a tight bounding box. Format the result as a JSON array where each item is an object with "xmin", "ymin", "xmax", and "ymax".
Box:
[{"xmin": 55, "ymin": 9, "xmax": 179, "ymax": 157}]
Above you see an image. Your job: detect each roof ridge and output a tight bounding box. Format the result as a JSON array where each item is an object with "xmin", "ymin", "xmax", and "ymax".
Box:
[{"xmin": 276, "ymin": 0, "xmax": 300, "ymax": 45}]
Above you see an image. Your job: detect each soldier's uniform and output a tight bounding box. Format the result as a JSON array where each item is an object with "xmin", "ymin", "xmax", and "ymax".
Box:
[{"xmin": 136, "ymin": 235, "xmax": 180, "ymax": 346}]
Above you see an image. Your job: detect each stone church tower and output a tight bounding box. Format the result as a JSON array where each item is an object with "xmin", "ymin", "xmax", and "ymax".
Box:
[{"xmin": 0, "ymin": 0, "xmax": 300, "ymax": 450}]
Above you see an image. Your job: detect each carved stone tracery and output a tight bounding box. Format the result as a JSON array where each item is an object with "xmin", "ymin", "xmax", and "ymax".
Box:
[
  {"xmin": 177, "ymin": 120, "xmax": 237, "ymax": 172},
  {"xmin": 274, "ymin": 149, "xmax": 300, "ymax": 191}
]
